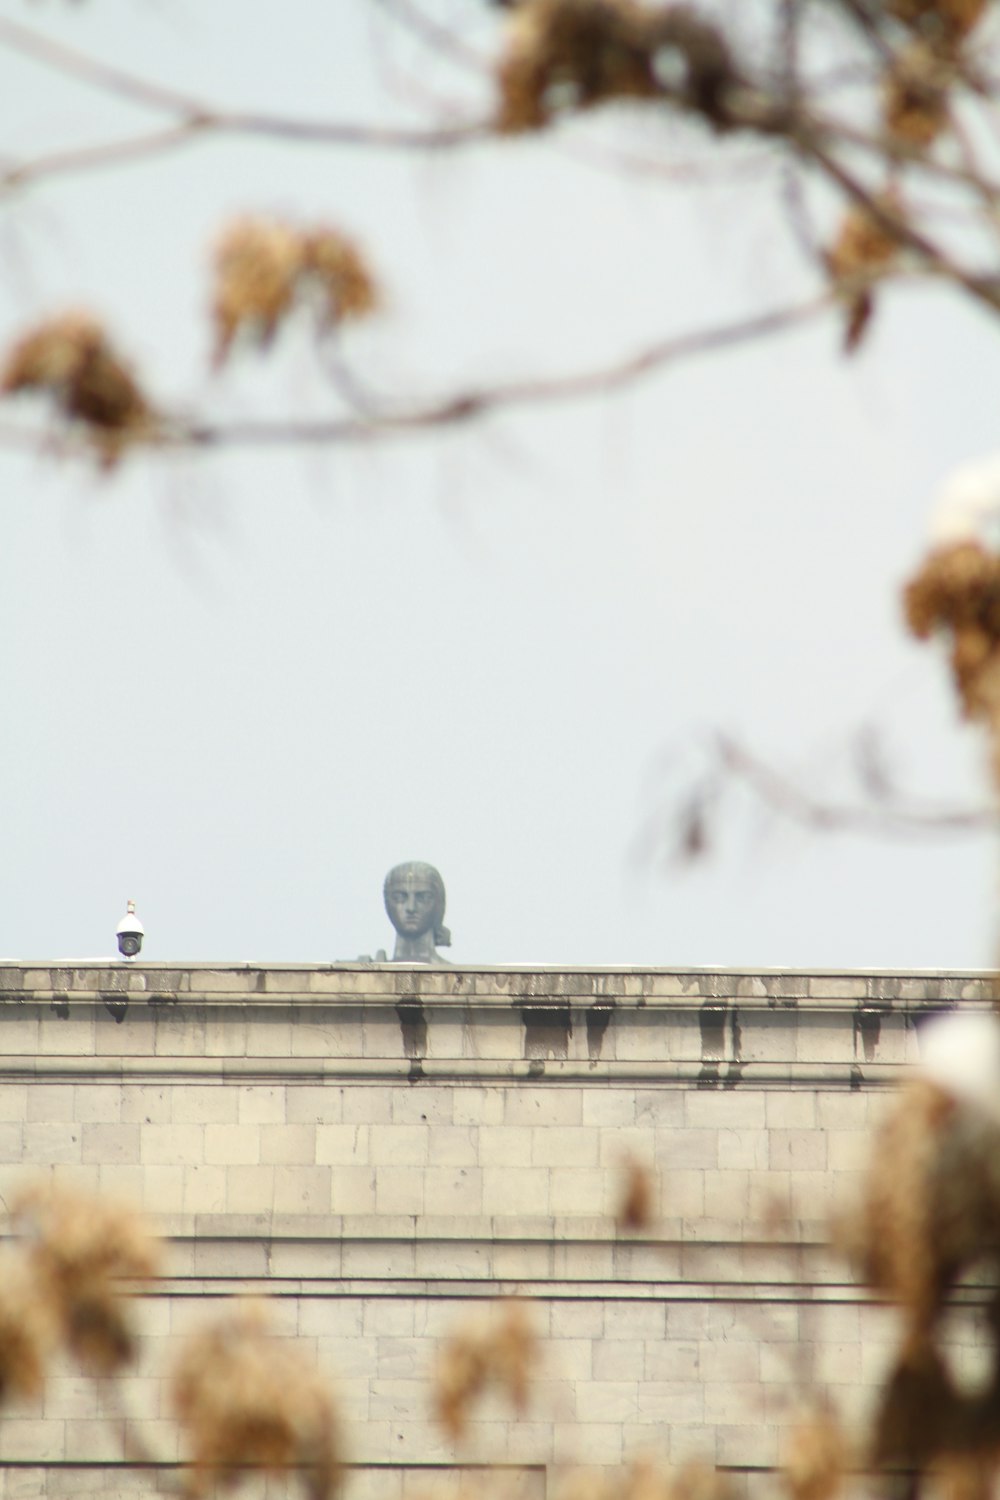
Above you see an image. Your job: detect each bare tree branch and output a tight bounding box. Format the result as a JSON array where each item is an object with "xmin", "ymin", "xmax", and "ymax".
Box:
[{"xmin": 0, "ymin": 295, "xmax": 831, "ymax": 460}]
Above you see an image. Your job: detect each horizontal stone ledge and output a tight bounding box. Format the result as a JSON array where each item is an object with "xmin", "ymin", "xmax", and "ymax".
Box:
[
  {"xmin": 0, "ymin": 1054, "xmax": 909, "ymax": 1087},
  {"xmin": 108, "ymin": 1276, "xmax": 888, "ymax": 1305},
  {"xmin": 1, "ymin": 963, "xmax": 995, "ymax": 1003}
]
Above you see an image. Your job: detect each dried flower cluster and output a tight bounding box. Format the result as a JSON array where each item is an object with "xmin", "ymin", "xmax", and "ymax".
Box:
[
  {"xmin": 616, "ymin": 1154, "xmax": 656, "ymax": 1230},
  {"xmin": 781, "ymin": 1408, "xmax": 848, "ymax": 1500},
  {"xmin": 495, "ymin": 0, "xmax": 737, "ymax": 134},
  {"xmin": 835, "ymin": 1017, "xmax": 1000, "ymax": 1486},
  {"xmin": 13, "ymin": 1181, "xmax": 160, "ymax": 1375},
  {"xmin": 433, "ymin": 1301, "xmax": 537, "ymax": 1441},
  {"xmin": 171, "ymin": 1300, "xmax": 343, "ymax": 1500},
  {"xmin": 0, "ymin": 312, "xmax": 155, "ymax": 467},
  {"xmin": 903, "ymin": 541, "xmax": 1000, "ymax": 782},
  {"xmin": 825, "ymin": 196, "xmax": 905, "ymax": 352},
  {"xmin": 212, "ymin": 217, "xmax": 378, "ymax": 364},
  {"xmin": 0, "ymin": 1255, "xmax": 55, "ymax": 1404}
]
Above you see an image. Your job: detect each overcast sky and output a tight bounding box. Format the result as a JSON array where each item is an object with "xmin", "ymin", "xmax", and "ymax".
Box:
[{"xmin": 1, "ymin": 1, "xmax": 997, "ymax": 970}]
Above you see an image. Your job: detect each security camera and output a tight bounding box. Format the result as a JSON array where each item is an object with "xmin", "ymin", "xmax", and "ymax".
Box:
[{"xmin": 116, "ymin": 899, "xmax": 144, "ymax": 960}]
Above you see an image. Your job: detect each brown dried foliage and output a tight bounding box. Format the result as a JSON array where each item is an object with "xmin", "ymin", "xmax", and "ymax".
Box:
[
  {"xmin": 616, "ymin": 1155, "xmax": 656, "ymax": 1230},
  {"xmin": 903, "ymin": 542, "xmax": 1000, "ymax": 779},
  {"xmin": 835, "ymin": 1078, "xmax": 1000, "ymax": 1352},
  {"xmin": 171, "ymin": 1300, "xmax": 342, "ymax": 1500},
  {"xmin": 433, "ymin": 1301, "xmax": 537, "ymax": 1441},
  {"xmin": 0, "ymin": 1255, "xmax": 55, "ymax": 1405},
  {"xmin": 496, "ymin": 0, "xmax": 737, "ymax": 134},
  {"xmin": 887, "ymin": 0, "xmax": 988, "ymax": 46},
  {"xmin": 212, "ymin": 217, "xmax": 378, "ymax": 364},
  {"xmin": 827, "ymin": 196, "xmax": 904, "ymax": 352},
  {"xmin": 781, "ymin": 1408, "xmax": 847, "ymax": 1500},
  {"xmin": 14, "ymin": 1182, "xmax": 160, "ymax": 1375},
  {"xmin": 0, "ymin": 312, "xmax": 155, "ymax": 467},
  {"xmin": 882, "ymin": 44, "xmax": 950, "ymax": 146}
]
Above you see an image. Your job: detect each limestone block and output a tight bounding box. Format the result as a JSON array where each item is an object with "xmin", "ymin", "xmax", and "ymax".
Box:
[
  {"xmin": 224, "ymin": 1164, "xmax": 276, "ymax": 1213},
  {"xmin": 314, "ymin": 1123, "xmax": 370, "ymax": 1165},
  {"xmin": 286, "ymin": 1084, "xmax": 345, "ymax": 1125},
  {"xmin": 582, "ymin": 1091, "xmax": 637, "ymax": 1127},
  {"xmin": 531, "ymin": 1127, "xmax": 598, "ymax": 1168},
  {"xmin": 140, "ymin": 1124, "xmax": 205, "ymax": 1166},
  {"xmin": 604, "ymin": 1302, "xmax": 667, "ymax": 1341},
  {"xmin": 684, "ymin": 1093, "xmax": 766, "ymax": 1129},
  {"xmin": 176, "ymin": 1088, "xmax": 239, "ymax": 1125},
  {"xmin": 390, "ymin": 1090, "xmax": 454, "ymax": 1126},
  {"xmin": 592, "ymin": 1339, "xmax": 643, "ymax": 1381},
  {"xmin": 259, "ymin": 1123, "xmax": 317, "ymax": 1165},
  {"xmin": 374, "ymin": 1167, "xmax": 425, "ymax": 1216},
  {"xmin": 121, "ymin": 1085, "xmax": 171, "ymax": 1124},
  {"xmin": 273, "ymin": 1165, "xmax": 332, "ymax": 1214},
  {"xmin": 421, "ymin": 1166, "xmax": 483, "ymax": 1216},
  {"xmin": 139, "ymin": 1164, "xmax": 186, "ymax": 1214},
  {"xmin": 25, "ymin": 1087, "xmax": 74, "ymax": 1124},
  {"xmin": 768, "ymin": 1130, "xmax": 827, "ymax": 1172},
  {"xmin": 0, "ymin": 1013, "xmax": 40, "ymax": 1054},
  {"xmin": 82, "ymin": 1123, "xmax": 140, "ymax": 1165},
  {"xmin": 634, "ymin": 1091, "xmax": 686, "ymax": 1128},
  {"xmin": 644, "ymin": 1341, "xmax": 699, "ymax": 1382},
  {"xmin": 368, "ymin": 1125, "xmax": 427, "ymax": 1167},
  {"xmin": 292, "ymin": 1020, "xmax": 357, "ymax": 1059},
  {"xmin": 716, "ymin": 1128, "xmax": 768, "ymax": 1170},
  {"xmin": 363, "ymin": 1301, "xmax": 416, "ymax": 1339},
  {"xmin": 0, "ymin": 1086, "xmax": 28, "ymax": 1123},
  {"xmin": 23, "ymin": 1123, "xmax": 81, "ymax": 1164},
  {"xmin": 237, "ymin": 1086, "xmax": 287, "ymax": 1125},
  {"xmin": 481, "ymin": 1166, "xmax": 549, "ymax": 1217},
  {"xmin": 764, "ymin": 1093, "xmax": 817, "ymax": 1129},
  {"xmin": 504, "ymin": 1090, "xmax": 583, "ymax": 1127},
  {"xmin": 453, "ymin": 1087, "xmax": 504, "ymax": 1126},
  {"xmin": 39, "ymin": 1014, "xmax": 98, "ymax": 1055},
  {"xmin": 659, "ymin": 1169, "xmax": 704, "ymax": 1218},
  {"xmin": 656, "ymin": 1129, "xmax": 719, "ymax": 1171},
  {"xmin": 553, "ymin": 1421, "xmax": 623, "ymax": 1464},
  {"xmin": 0, "ymin": 1422, "xmax": 63, "ymax": 1462},
  {"xmin": 330, "ymin": 1165, "xmax": 377, "ymax": 1215},
  {"xmin": 478, "ymin": 1126, "xmax": 532, "ymax": 1167},
  {"xmin": 71, "ymin": 1087, "xmax": 122, "ymax": 1124},
  {"xmin": 341, "ymin": 1090, "xmax": 396, "ymax": 1125},
  {"xmin": 548, "ymin": 1168, "xmax": 608, "ymax": 1217},
  {"xmin": 181, "ymin": 1164, "xmax": 227, "ymax": 1213},
  {"xmin": 633, "ymin": 1379, "xmax": 705, "ymax": 1424}
]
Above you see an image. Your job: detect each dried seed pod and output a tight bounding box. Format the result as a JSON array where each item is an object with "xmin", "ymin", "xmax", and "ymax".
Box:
[
  {"xmin": 13, "ymin": 1182, "xmax": 160, "ymax": 1375},
  {"xmin": 171, "ymin": 1300, "xmax": 342, "ymax": 1500},
  {"xmin": 495, "ymin": 0, "xmax": 735, "ymax": 133},
  {"xmin": 882, "ymin": 44, "xmax": 950, "ymax": 146},
  {"xmin": 212, "ymin": 216, "xmax": 378, "ymax": 364},
  {"xmin": 433, "ymin": 1301, "xmax": 538, "ymax": 1440},
  {"xmin": 0, "ymin": 312, "xmax": 155, "ymax": 467}
]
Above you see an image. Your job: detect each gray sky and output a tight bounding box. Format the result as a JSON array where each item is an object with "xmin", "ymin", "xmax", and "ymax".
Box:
[{"xmin": 1, "ymin": 1, "xmax": 997, "ymax": 968}]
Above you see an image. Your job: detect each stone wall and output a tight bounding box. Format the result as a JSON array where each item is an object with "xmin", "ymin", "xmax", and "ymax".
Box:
[{"xmin": 0, "ymin": 963, "xmax": 991, "ymax": 1500}]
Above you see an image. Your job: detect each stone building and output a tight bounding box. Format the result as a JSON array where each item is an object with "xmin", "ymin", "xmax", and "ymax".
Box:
[{"xmin": 0, "ymin": 962, "xmax": 988, "ymax": 1500}]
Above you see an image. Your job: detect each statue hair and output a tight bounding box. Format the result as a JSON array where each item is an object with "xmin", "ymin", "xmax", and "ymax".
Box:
[{"xmin": 383, "ymin": 861, "xmax": 451, "ymax": 948}]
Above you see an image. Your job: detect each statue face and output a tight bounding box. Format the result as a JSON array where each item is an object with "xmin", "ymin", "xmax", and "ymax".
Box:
[{"xmin": 385, "ymin": 871, "xmax": 439, "ymax": 939}]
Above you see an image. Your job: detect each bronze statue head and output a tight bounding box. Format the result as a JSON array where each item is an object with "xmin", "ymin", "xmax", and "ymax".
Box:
[{"xmin": 383, "ymin": 862, "xmax": 451, "ymax": 957}]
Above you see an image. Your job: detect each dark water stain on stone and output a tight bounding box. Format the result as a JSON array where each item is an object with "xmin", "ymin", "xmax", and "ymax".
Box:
[
  {"xmin": 396, "ymin": 998, "xmax": 427, "ymax": 1060},
  {"xmin": 700, "ymin": 1001, "xmax": 727, "ymax": 1061},
  {"xmin": 520, "ymin": 1002, "xmax": 571, "ymax": 1060},
  {"xmin": 528, "ymin": 1057, "xmax": 545, "ymax": 1077},
  {"xmin": 586, "ymin": 998, "xmax": 615, "ymax": 1060},
  {"xmin": 854, "ymin": 1005, "xmax": 881, "ymax": 1062},
  {"xmin": 697, "ymin": 1061, "xmax": 720, "ymax": 1089},
  {"xmin": 101, "ymin": 993, "xmax": 128, "ymax": 1024},
  {"xmin": 50, "ymin": 996, "xmax": 69, "ymax": 1019}
]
